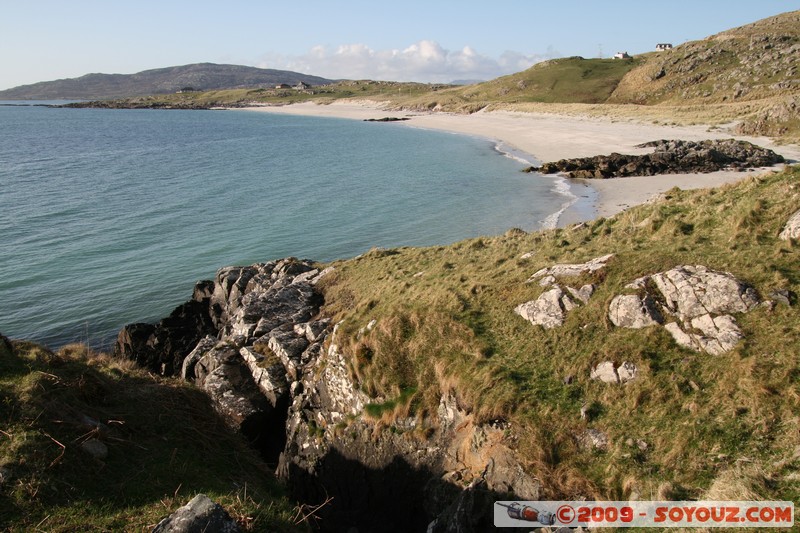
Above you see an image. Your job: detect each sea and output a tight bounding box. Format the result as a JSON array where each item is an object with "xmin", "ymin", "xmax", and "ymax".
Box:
[{"xmin": 0, "ymin": 102, "xmax": 589, "ymax": 350}]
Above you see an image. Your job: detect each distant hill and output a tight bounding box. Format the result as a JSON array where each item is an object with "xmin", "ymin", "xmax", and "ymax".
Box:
[{"xmin": 0, "ymin": 63, "xmax": 334, "ymax": 100}]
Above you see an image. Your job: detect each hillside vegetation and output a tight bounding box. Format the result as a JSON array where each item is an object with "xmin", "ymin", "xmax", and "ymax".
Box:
[
  {"xmin": 0, "ymin": 340, "xmax": 306, "ymax": 531},
  {"xmin": 317, "ymin": 165, "xmax": 800, "ymax": 502}
]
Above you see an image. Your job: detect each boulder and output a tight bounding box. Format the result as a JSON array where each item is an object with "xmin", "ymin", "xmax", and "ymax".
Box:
[
  {"xmin": 779, "ymin": 209, "xmax": 800, "ymax": 240},
  {"xmin": 514, "ymin": 286, "xmax": 577, "ymax": 329},
  {"xmin": 590, "ymin": 361, "xmax": 638, "ymax": 384},
  {"xmin": 152, "ymin": 494, "xmax": 240, "ymax": 533}
]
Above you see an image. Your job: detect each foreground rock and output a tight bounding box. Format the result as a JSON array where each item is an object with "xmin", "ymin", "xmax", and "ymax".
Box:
[
  {"xmin": 153, "ymin": 494, "xmax": 240, "ymax": 533},
  {"xmin": 525, "ymin": 139, "xmax": 784, "ymax": 179}
]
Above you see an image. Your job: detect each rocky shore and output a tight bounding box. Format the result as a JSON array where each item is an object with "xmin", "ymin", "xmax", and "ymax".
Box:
[
  {"xmin": 525, "ymin": 139, "xmax": 785, "ymax": 179},
  {"xmin": 115, "ymin": 257, "xmax": 536, "ymax": 532}
]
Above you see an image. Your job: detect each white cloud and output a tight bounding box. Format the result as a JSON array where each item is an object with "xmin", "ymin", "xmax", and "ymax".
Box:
[{"xmin": 257, "ymin": 40, "xmax": 557, "ymax": 83}]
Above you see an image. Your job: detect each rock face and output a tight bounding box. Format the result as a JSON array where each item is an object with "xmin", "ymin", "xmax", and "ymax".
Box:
[
  {"xmin": 526, "ymin": 139, "xmax": 784, "ymax": 179},
  {"xmin": 610, "ymin": 265, "xmax": 760, "ymax": 354},
  {"xmin": 118, "ymin": 258, "xmax": 537, "ymax": 532},
  {"xmin": 115, "ymin": 281, "xmax": 217, "ymax": 375},
  {"xmin": 152, "ymin": 493, "xmax": 240, "ymax": 533},
  {"xmin": 779, "ymin": 209, "xmax": 800, "ymax": 240}
]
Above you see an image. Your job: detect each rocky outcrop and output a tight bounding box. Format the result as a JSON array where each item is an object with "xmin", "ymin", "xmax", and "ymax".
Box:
[
  {"xmin": 115, "ymin": 281, "xmax": 217, "ymax": 375},
  {"xmin": 153, "ymin": 493, "xmax": 240, "ymax": 533},
  {"xmin": 779, "ymin": 209, "xmax": 800, "ymax": 240},
  {"xmin": 610, "ymin": 265, "xmax": 760, "ymax": 354},
  {"xmin": 118, "ymin": 258, "xmax": 538, "ymax": 532},
  {"xmin": 525, "ymin": 139, "xmax": 784, "ymax": 179},
  {"xmin": 515, "ymin": 254, "xmax": 611, "ymax": 328}
]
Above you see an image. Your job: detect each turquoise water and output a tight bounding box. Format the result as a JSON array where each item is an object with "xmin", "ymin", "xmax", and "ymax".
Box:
[{"xmin": 0, "ymin": 104, "xmax": 574, "ymax": 348}]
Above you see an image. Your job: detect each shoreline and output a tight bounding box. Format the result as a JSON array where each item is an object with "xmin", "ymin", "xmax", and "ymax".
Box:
[{"xmin": 241, "ymin": 101, "xmax": 800, "ymax": 225}]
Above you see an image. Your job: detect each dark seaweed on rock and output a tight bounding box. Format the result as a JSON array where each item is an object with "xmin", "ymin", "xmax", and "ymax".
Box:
[{"xmin": 525, "ymin": 139, "xmax": 785, "ymax": 179}]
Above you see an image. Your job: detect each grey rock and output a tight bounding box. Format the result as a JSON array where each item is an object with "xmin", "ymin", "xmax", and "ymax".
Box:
[
  {"xmin": 779, "ymin": 209, "xmax": 800, "ymax": 240},
  {"xmin": 617, "ymin": 361, "xmax": 638, "ymax": 383},
  {"xmin": 590, "ymin": 361, "xmax": 619, "ymax": 383},
  {"xmin": 153, "ymin": 493, "xmax": 240, "ymax": 533},
  {"xmin": 769, "ymin": 289, "xmax": 793, "ymax": 306},
  {"xmin": 527, "ymin": 253, "xmax": 614, "ymax": 283},
  {"xmin": 190, "ymin": 342, "xmax": 273, "ymax": 434},
  {"xmin": 690, "ymin": 314, "xmax": 743, "ymax": 355},
  {"xmin": 239, "ymin": 346, "xmax": 288, "ymax": 406},
  {"xmin": 608, "ymin": 294, "xmax": 663, "ymax": 328},
  {"xmin": 590, "ymin": 361, "xmax": 638, "ymax": 384},
  {"xmin": 568, "ymin": 284, "xmax": 595, "ymax": 304},
  {"xmin": 651, "ymin": 265, "xmax": 759, "ymax": 320},
  {"xmin": 515, "ymin": 286, "xmax": 576, "ymax": 329},
  {"xmin": 580, "ymin": 429, "xmax": 609, "ymax": 450},
  {"xmin": 180, "ymin": 335, "xmax": 219, "ymax": 381}
]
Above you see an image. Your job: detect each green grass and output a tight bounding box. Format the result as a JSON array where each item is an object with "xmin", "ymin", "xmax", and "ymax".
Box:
[
  {"xmin": 0, "ymin": 342, "xmax": 306, "ymax": 532},
  {"xmin": 317, "ymin": 166, "xmax": 800, "ymax": 502}
]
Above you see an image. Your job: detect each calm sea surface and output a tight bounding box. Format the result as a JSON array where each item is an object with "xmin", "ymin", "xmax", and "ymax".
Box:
[{"xmin": 0, "ymin": 104, "xmax": 574, "ymax": 349}]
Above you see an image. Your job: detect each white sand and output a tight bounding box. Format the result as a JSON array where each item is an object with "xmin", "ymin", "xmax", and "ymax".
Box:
[{"xmin": 242, "ymin": 101, "xmax": 800, "ymax": 222}]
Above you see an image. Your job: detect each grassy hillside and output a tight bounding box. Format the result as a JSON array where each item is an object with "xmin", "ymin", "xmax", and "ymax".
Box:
[
  {"xmin": 318, "ymin": 165, "xmax": 800, "ymax": 502},
  {"xmin": 0, "ymin": 341, "xmax": 306, "ymax": 531},
  {"xmin": 395, "ymin": 56, "xmax": 643, "ymax": 112}
]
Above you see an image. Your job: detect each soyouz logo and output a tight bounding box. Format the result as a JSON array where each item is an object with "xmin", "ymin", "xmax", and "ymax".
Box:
[{"xmin": 494, "ymin": 501, "xmax": 794, "ymax": 528}]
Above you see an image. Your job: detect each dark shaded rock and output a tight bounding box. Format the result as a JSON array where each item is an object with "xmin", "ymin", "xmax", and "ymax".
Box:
[
  {"xmin": 427, "ymin": 481, "xmax": 502, "ymax": 533},
  {"xmin": 152, "ymin": 493, "xmax": 240, "ymax": 533},
  {"xmin": 114, "ymin": 294, "xmax": 216, "ymax": 376},
  {"xmin": 527, "ymin": 139, "xmax": 784, "ymax": 179},
  {"xmin": 0, "ymin": 332, "xmax": 13, "ymax": 357},
  {"xmin": 364, "ymin": 117, "xmax": 411, "ymax": 122}
]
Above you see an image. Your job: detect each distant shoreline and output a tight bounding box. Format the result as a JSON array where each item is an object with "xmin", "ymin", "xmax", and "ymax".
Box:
[{"xmin": 241, "ymin": 101, "xmax": 800, "ymax": 223}]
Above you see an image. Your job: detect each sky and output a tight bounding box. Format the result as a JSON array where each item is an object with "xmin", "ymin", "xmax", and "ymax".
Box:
[{"xmin": 1, "ymin": 1, "xmax": 797, "ymax": 90}]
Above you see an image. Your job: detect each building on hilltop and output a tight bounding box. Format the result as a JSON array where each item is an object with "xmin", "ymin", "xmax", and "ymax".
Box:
[
  {"xmin": 656, "ymin": 43, "xmax": 673, "ymax": 51},
  {"xmin": 275, "ymin": 83, "xmax": 291, "ymax": 89},
  {"xmin": 613, "ymin": 51, "xmax": 631, "ymax": 59},
  {"xmin": 294, "ymin": 81, "xmax": 311, "ymax": 90}
]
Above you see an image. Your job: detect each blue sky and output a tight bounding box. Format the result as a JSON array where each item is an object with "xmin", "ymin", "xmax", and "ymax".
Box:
[{"xmin": 1, "ymin": 1, "xmax": 797, "ymax": 89}]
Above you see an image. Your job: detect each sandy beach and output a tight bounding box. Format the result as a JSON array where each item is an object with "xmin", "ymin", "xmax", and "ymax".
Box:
[{"xmin": 243, "ymin": 101, "xmax": 800, "ymax": 222}]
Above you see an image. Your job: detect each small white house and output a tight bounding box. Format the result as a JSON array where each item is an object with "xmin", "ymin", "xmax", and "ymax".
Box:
[
  {"xmin": 656, "ymin": 43, "xmax": 673, "ymax": 51},
  {"xmin": 275, "ymin": 84, "xmax": 291, "ymax": 89},
  {"xmin": 613, "ymin": 51, "xmax": 631, "ymax": 59},
  {"xmin": 294, "ymin": 82, "xmax": 311, "ymax": 90}
]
